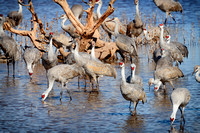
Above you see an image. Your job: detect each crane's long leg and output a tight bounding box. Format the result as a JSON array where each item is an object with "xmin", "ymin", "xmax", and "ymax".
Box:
[
  {"xmin": 96, "ymin": 76, "xmax": 100, "ymax": 90},
  {"xmin": 78, "ymin": 76, "xmax": 80, "ymax": 89},
  {"xmin": 60, "ymin": 82, "xmax": 64, "ymax": 101},
  {"xmin": 13, "ymin": 60, "xmax": 15, "ymax": 77},
  {"xmin": 169, "ymin": 13, "xmax": 176, "ymax": 23},
  {"xmin": 6, "ymin": 58, "xmax": 10, "ymax": 75},
  {"xmin": 129, "ymin": 101, "xmax": 132, "ymax": 114},
  {"xmin": 180, "ymin": 107, "xmax": 185, "ymax": 124},
  {"xmin": 67, "ymin": 88, "xmax": 72, "ymax": 101},
  {"xmin": 164, "ymin": 12, "xmax": 168, "ymax": 25},
  {"xmin": 132, "ymin": 102, "xmax": 138, "ymax": 116},
  {"xmin": 169, "ymin": 81, "xmax": 175, "ymax": 90}
]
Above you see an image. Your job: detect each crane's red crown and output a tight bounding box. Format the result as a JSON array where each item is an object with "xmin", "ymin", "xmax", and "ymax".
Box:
[
  {"xmin": 154, "ymin": 87, "xmax": 158, "ymax": 90},
  {"xmin": 119, "ymin": 62, "xmax": 124, "ymax": 66},
  {"xmin": 0, "ymin": 14, "xmax": 3, "ymax": 17},
  {"xmin": 166, "ymin": 35, "xmax": 169, "ymax": 38},
  {"xmin": 159, "ymin": 24, "xmax": 163, "ymax": 26},
  {"xmin": 50, "ymin": 32, "xmax": 53, "ymax": 35},
  {"xmin": 42, "ymin": 94, "xmax": 45, "ymax": 99},
  {"xmin": 170, "ymin": 117, "xmax": 174, "ymax": 122}
]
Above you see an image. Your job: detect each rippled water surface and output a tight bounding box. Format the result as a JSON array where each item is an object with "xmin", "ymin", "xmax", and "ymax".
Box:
[{"xmin": 0, "ymin": 0, "xmax": 200, "ymax": 132}]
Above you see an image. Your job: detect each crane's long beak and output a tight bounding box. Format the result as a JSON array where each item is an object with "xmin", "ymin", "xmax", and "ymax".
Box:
[
  {"xmin": 192, "ymin": 71, "xmax": 195, "ymax": 75},
  {"xmin": 192, "ymin": 69, "xmax": 197, "ymax": 75},
  {"xmin": 148, "ymin": 82, "xmax": 151, "ymax": 92}
]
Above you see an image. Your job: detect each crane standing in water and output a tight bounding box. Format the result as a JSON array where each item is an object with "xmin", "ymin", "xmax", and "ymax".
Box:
[
  {"xmin": 126, "ymin": 0, "xmax": 143, "ymax": 37},
  {"xmin": 41, "ymin": 63, "xmax": 85, "ymax": 101},
  {"xmin": 170, "ymin": 88, "xmax": 191, "ymax": 125},
  {"xmin": 6, "ymin": 0, "xmax": 24, "ymax": 29},
  {"xmin": 0, "ymin": 14, "xmax": 20, "ymax": 76},
  {"xmin": 109, "ymin": 17, "xmax": 138, "ymax": 63},
  {"xmin": 119, "ymin": 62, "xmax": 147, "ymax": 115},
  {"xmin": 153, "ymin": 0, "xmax": 183, "ymax": 24},
  {"xmin": 192, "ymin": 65, "xmax": 200, "ymax": 83},
  {"xmin": 42, "ymin": 32, "xmax": 58, "ymax": 70},
  {"xmin": 23, "ymin": 47, "xmax": 41, "ymax": 79}
]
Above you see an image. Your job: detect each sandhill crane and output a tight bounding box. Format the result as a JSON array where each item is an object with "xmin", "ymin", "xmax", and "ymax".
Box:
[
  {"xmin": 71, "ymin": 4, "xmax": 83, "ymax": 20},
  {"xmin": 119, "ymin": 62, "xmax": 146, "ymax": 115},
  {"xmin": 23, "ymin": 47, "xmax": 41, "ymax": 78},
  {"xmin": 6, "ymin": 0, "xmax": 24, "ymax": 29},
  {"xmin": 93, "ymin": 0, "xmax": 126, "ymax": 40},
  {"xmin": 153, "ymin": 0, "xmax": 183, "ymax": 24},
  {"xmin": 159, "ymin": 24, "xmax": 183, "ymax": 66},
  {"xmin": 152, "ymin": 48, "xmax": 161, "ymax": 63},
  {"xmin": 0, "ymin": 14, "xmax": 5, "ymax": 36},
  {"xmin": 192, "ymin": 65, "xmax": 200, "ymax": 83},
  {"xmin": 42, "ymin": 32, "xmax": 58, "ymax": 70},
  {"xmin": 45, "ymin": 32, "xmax": 72, "ymax": 50},
  {"xmin": 59, "ymin": 14, "xmax": 79, "ymax": 39},
  {"xmin": 143, "ymin": 27, "xmax": 169, "ymax": 44},
  {"xmin": 73, "ymin": 40, "xmax": 116, "ymax": 89},
  {"xmin": 166, "ymin": 35, "xmax": 188, "ymax": 58},
  {"xmin": 155, "ymin": 48, "xmax": 173, "ymax": 70},
  {"xmin": 149, "ymin": 66, "xmax": 184, "ymax": 91},
  {"xmin": 41, "ymin": 63, "xmax": 85, "ymax": 101},
  {"xmin": 170, "ymin": 88, "xmax": 191, "ymax": 125},
  {"xmin": 90, "ymin": 37, "xmax": 102, "ymax": 63},
  {"xmin": 0, "ymin": 14, "xmax": 20, "ymax": 76},
  {"xmin": 126, "ymin": 63, "xmax": 143, "ymax": 87},
  {"xmin": 82, "ymin": 58, "xmax": 117, "ymax": 89},
  {"xmin": 109, "ymin": 17, "xmax": 138, "ymax": 62},
  {"xmin": 126, "ymin": 0, "xmax": 143, "ymax": 37},
  {"xmin": 59, "ymin": 4, "xmax": 83, "ymax": 38}
]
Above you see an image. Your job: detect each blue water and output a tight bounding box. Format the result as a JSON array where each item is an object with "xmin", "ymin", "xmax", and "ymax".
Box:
[{"xmin": 0, "ymin": 0, "xmax": 200, "ymax": 132}]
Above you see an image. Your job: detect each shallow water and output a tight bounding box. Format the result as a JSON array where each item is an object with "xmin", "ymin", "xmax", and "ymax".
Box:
[{"xmin": 0, "ymin": 0, "xmax": 200, "ymax": 132}]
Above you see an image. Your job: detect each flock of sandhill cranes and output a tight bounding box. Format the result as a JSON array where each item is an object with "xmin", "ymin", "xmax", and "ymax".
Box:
[{"xmin": 0, "ymin": 0, "xmax": 198, "ymax": 127}]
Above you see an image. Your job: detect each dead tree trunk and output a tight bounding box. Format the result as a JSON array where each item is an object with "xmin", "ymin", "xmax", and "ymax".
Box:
[{"xmin": 53, "ymin": 0, "xmax": 119, "ymax": 61}]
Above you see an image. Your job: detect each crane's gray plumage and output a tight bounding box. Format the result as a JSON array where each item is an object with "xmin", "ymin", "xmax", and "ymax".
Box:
[
  {"xmin": 6, "ymin": 0, "xmax": 23, "ymax": 28},
  {"xmin": 143, "ymin": 27, "xmax": 169, "ymax": 44},
  {"xmin": 59, "ymin": 14, "xmax": 80, "ymax": 39},
  {"xmin": 41, "ymin": 63, "xmax": 85, "ymax": 101},
  {"xmin": 110, "ymin": 17, "xmax": 138, "ymax": 62},
  {"xmin": 155, "ymin": 48, "xmax": 173, "ymax": 70},
  {"xmin": 192, "ymin": 65, "xmax": 200, "ymax": 83},
  {"xmin": 170, "ymin": 88, "xmax": 191, "ymax": 125},
  {"xmin": 73, "ymin": 41, "xmax": 116, "ymax": 89},
  {"xmin": 126, "ymin": 63, "xmax": 143, "ymax": 87},
  {"xmin": 42, "ymin": 32, "xmax": 58, "ymax": 70},
  {"xmin": 45, "ymin": 32, "xmax": 72, "ymax": 50},
  {"xmin": 159, "ymin": 24, "xmax": 183, "ymax": 65},
  {"xmin": 82, "ymin": 59, "xmax": 117, "ymax": 84},
  {"xmin": 23, "ymin": 47, "xmax": 41, "ymax": 77},
  {"xmin": 71, "ymin": 4, "xmax": 83, "ymax": 20},
  {"xmin": 59, "ymin": 4, "xmax": 83, "ymax": 39},
  {"xmin": 0, "ymin": 14, "xmax": 20, "ymax": 75},
  {"xmin": 126, "ymin": 0, "xmax": 143, "ymax": 37},
  {"xmin": 153, "ymin": 48, "xmax": 162, "ymax": 63},
  {"xmin": 149, "ymin": 66, "xmax": 184, "ymax": 91},
  {"xmin": 119, "ymin": 62, "xmax": 146, "ymax": 115},
  {"xmin": 166, "ymin": 35, "xmax": 189, "ymax": 58},
  {"xmin": 153, "ymin": 0, "xmax": 183, "ymax": 24},
  {"xmin": 95, "ymin": 0, "xmax": 126, "ymax": 40}
]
